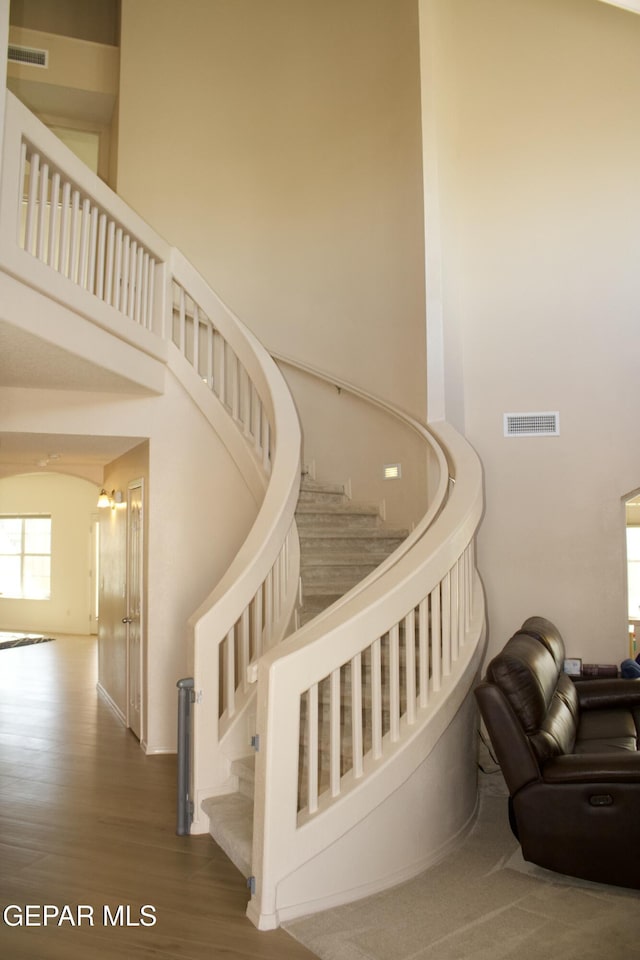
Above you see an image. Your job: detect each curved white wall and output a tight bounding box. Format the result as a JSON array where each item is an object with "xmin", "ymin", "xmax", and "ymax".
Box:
[{"xmin": 0, "ymin": 370, "xmax": 259, "ymax": 753}]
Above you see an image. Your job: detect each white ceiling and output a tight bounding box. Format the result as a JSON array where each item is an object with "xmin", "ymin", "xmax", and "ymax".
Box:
[
  {"xmin": 0, "ymin": 320, "xmax": 151, "ymax": 393},
  {"xmin": 0, "ymin": 321, "xmax": 151, "ymax": 474},
  {"xmin": 0, "ymin": 432, "xmax": 145, "ymax": 472}
]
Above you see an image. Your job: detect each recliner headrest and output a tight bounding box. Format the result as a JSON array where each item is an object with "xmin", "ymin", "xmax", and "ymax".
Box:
[
  {"xmin": 519, "ymin": 615, "xmax": 566, "ymax": 671},
  {"xmin": 485, "ymin": 631, "xmax": 563, "ymax": 734}
]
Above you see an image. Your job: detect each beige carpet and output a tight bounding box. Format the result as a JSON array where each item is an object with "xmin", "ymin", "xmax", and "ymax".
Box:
[{"xmin": 283, "ymin": 760, "xmax": 640, "ymax": 960}]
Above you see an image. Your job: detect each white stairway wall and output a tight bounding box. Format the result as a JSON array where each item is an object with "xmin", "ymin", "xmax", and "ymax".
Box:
[
  {"xmin": 0, "ymin": 367, "xmax": 261, "ymax": 753},
  {"xmin": 268, "ymin": 692, "xmax": 480, "ymax": 925}
]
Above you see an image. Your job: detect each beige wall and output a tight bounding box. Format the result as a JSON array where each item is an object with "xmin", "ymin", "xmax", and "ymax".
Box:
[
  {"xmin": 117, "ymin": 0, "xmax": 427, "ymax": 418},
  {"xmin": 0, "ymin": 373, "xmax": 259, "ymax": 752},
  {"xmin": 421, "ymin": 0, "xmax": 640, "ymax": 663},
  {"xmin": 0, "ymin": 472, "xmax": 98, "ymax": 634}
]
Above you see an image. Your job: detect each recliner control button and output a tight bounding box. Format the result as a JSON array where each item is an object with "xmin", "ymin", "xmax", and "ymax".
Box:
[{"xmin": 589, "ymin": 794, "xmax": 613, "ymax": 806}]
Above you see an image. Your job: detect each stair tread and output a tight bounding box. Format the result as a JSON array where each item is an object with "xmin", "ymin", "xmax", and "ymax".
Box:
[{"xmin": 202, "ymin": 792, "xmax": 253, "ymax": 878}]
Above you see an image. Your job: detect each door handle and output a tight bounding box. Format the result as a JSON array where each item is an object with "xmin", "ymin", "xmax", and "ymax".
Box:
[{"xmin": 122, "ymin": 617, "xmax": 133, "ymax": 624}]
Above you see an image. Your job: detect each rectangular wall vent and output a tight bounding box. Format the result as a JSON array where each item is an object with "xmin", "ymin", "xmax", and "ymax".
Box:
[
  {"xmin": 504, "ymin": 412, "xmax": 559, "ymax": 437},
  {"xmin": 8, "ymin": 44, "xmax": 48, "ymax": 68}
]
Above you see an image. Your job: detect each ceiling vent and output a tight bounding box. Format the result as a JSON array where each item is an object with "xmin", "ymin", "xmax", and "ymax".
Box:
[
  {"xmin": 8, "ymin": 44, "xmax": 48, "ymax": 68},
  {"xmin": 504, "ymin": 412, "xmax": 559, "ymax": 437}
]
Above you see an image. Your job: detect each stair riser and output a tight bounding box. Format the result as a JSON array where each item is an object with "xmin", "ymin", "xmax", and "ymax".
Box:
[
  {"xmin": 298, "ymin": 490, "xmax": 348, "ymax": 505},
  {"xmin": 300, "ymin": 566, "xmax": 381, "ymax": 589},
  {"xmin": 299, "ymin": 536, "xmax": 406, "ymax": 556},
  {"xmin": 296, "ymin": 514, "xmax": 381, "ymax": 532}
]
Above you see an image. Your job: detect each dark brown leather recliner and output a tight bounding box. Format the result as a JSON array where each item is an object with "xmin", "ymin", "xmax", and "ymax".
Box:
[{"xmin": 475, "ymin": 616, "xmax": 640, "ymax": 889}]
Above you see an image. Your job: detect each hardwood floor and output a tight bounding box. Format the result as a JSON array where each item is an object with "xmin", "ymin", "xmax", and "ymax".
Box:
[{"xmin": 0, "ymin": 635, "xmax": 317, "ymax": 959}]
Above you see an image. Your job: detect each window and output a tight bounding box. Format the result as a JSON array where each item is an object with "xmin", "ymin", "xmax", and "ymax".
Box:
[
  {"xmin": 0, "ymin": 516, "xmax": 52, "ymax": 600},
  {"xmin": 627, "ymin": 526, "xmax": 640, "ymax": 619}
]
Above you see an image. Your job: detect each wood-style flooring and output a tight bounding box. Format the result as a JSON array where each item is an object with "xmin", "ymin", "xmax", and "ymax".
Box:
[{"xmin": 0, "ymin": 635, "xmax": 317, "ymax": 959}]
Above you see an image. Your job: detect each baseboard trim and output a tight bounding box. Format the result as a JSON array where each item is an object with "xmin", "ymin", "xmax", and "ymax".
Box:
[{"xmin": 96, "ymin": 682, "xmax": 126, "ymax": 726}]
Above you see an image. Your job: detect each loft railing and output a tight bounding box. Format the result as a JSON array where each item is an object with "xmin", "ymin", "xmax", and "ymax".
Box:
[{"xmin": 0, "ymin": 91, "xmax": 302, "ymax": 801}]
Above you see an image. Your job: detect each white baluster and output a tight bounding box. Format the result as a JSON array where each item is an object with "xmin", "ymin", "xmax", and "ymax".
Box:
[
  {"xmin": 214, "ymin": 331, "xmax": 225, "ymax": 399},
  {"xmin": 231, "ymin": 352, "xmax": 240, "ymax": 421},
  {"xmin": 18, "ymin": 140, "xmax": 27, "ymax": 248},
  {"xmin": 330, "ymin": 668, "xmax": 341, "ymax": 796},
  {"xmin": 431, "ymin": 586, "xmax": 441, "ymax": 692},
  {"xmin": 192, "ymin": 304, "xmax": 200, "ymax": 373},
  {"xmin": 68, "ymin": 190, "xmax": 80, "ymax": 281},
  {"xmin": 389, "ymin": 625, "xmax": 400, "ymax": 742},
  {"xmin": 121, "ymin": 234, "xmax": 131, "ymax": 314},
  {"xmin": 371, "ymin": 637, "xmax": 383, "ymax": 759},
  {"xmin": 77, "ymin": 197, "xmax": 91, "ymax": 287},
  {"xmin": 404, "ymin": 608, "xmax": 416, "ymax": 725},
  {"xmin": 112, "ymin": 227, "xmax": 123, "ymax": 308},
  {"xmin": 87, "ymin": 206, "xmax": 99, "ymax": 293},
  {"xmin": 263, "ymin": 569, "xmax": 273, "ymax": 648},
  {"xmin": 252, "ymin": 387, "xmax": 262, "ymax": 448},
  {"xmin": 140, "ymin": 252, "xmax": 149, "ymax": 327},
  {"xmin": 36, "ymin": 160, "xmax": 49, "ymax": 262},
  {"xmin": 307, "ymin": 684, "xmax": 319, "ymax": 814},
  {"xmin": 239, "ymin": 607, "xmax": 250, "ymax": 695},
  {"xmin": 450, "ymin": 562, "xmax": 459, "ymax": 663},
  {"xmin": 24, "ymin": 151, "xmax": 40, "ymax": 254},
  {"xmin": 58, "ymin": 181, "xmax": 71, "ymax": 276},
  {"xmin": 134, "ymin": 244, "xmax": 144, "ymax": 324},
  {"xmin": 96, "ymin": 213, "xmax": 107, "ymax": 300},
  {"xmin": 418, "ymin": 597, "xmax": 429, "ymax": 709},
  {"xmin": 351, "ymin": 652, "xmax": 363, "ymax": 778},
  {"xmin": 441, "ymin": 571, "xmax": 451, "ymax": 677},
  {"xmin": 226, "ymin": 626, "xmax": 236, "ymax": 719},
  {"xmin": 127, "ymin": 240, "xmax": 137, "ymax": 318},
  {"xmin": 252, "ymin": 586, "xmax": 263, "ymax": 660},
  {"xmin": 262, "ymin": 414, "xmax": 271, "ymax": 472},
  {"xmin": 147, "ymin": 257, "xmax": 156, "ymax": 332},
  {"xmin": 205, "ymin": 320, "xmax": 214, "ymax": 388},
  {"xmin": 48, "ymin": 172, "xmax": 60, "ymax": 270},
  {"xmin": 241, "ymin": 365, "xmax": 252, "ymax": 437}
]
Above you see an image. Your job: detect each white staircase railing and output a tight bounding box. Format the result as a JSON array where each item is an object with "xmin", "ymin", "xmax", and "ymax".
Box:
[
  {"xmin": 249, "ymin": 411, "xmax": 484, "ymax": 929},
  {"xmin": 0, "ymin": 91, "xmax": 303, "ymax": 816}
]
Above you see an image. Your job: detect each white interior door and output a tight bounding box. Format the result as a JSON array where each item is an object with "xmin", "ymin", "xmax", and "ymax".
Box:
[{"xmin": 126, "ymin": 480, "xmax": 144, "ymax": 740}]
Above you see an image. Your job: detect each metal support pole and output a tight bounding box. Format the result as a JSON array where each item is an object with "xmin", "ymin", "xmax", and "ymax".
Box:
[{"xmin": 176, "ymin": 677, "xmax": 195, "ymax": 836}]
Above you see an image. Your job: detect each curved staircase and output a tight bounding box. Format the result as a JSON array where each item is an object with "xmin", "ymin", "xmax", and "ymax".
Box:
[{"xmin": 0, "ymin": 88, "xmax": 486, "ymax": 932}]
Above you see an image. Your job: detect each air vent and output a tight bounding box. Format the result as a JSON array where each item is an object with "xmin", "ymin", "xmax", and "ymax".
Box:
[
  {"xmin": 504, "ymin": 412, "xmax": 559, "ymax": 437},
  {"xmin": 8, "ymin": 44, "xmax": 48, "ymax": 68}
]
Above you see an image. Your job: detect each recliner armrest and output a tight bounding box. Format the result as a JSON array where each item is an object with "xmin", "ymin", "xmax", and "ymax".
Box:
[
  {"xmin": 542, "ymin": 752, "xmax": 640, "ymax": 784},
  {"xmin": 576, "ymin": 678, "xmax": 640, "ymax": 711}
]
